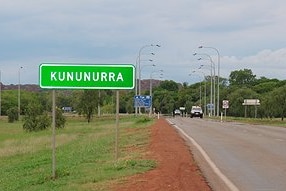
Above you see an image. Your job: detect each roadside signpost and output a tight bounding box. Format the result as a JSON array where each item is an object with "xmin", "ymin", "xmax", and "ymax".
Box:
[
  {"xmin": 39, "ymin": 63, "xmax": 135, "ymax": 179},
  {"xmin": 39, "ymin": 63, "xmax": 135, "ymax": 89},
  {"xmin": 222, "ymin": 100, "xmax": 229, "ymax": 122},
  {"xmin": 242, "ymin": 99, "xmax": 260, "ymax": 118},
  {"xmin": 134, "ymin": 95, "xmax": 152, "ymax": 108}
]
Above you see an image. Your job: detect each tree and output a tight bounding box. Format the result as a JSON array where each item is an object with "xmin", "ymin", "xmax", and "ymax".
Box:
[
  {"xmin": 158, "ymin": 80, "xmax": 179, "ymax": 92},
  {"xmin": 7, "ymin": 107, "xmax": 18, "ymax": 123},
  {"xmin": 79, "ymin": 90, "xmax": 99, "ymax": 123},
  {"xmin": 1, "ymin": 90, "xmax": 18, "ymax": 116},
  {"xmin": 229, "ymin": 69, "xmax": 257, "ymax": 87},
  {"xmin": 227, "ymin": 88, "xmax": 259, "ymax": 117},
  {"xmin": 153, "ymin": 89, "xmax": 176, "ymax": 114},
  {"xmin": 55, "ymin": 107, "xmax": 66, "ymax": 128},
  {"xmin": 23, "ymin": 102, "xmax": 51, "ymax": 132},
  {"xmin": 268, "ymin": 85, "xmax": 286, "ymax": 120}
]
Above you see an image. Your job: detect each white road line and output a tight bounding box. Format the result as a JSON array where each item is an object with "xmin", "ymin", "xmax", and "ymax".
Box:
[
  {"xmin": 275, "ymin": 138, "xmax": 285, "ymax": 142},
  {"xmin": 167, "ymin": 119, "xmax": 240, "ymax": 191}
]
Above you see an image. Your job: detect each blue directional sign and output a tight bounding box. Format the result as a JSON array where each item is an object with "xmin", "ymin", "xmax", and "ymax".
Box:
[
  {"xmin": 134, "ymin": 95, "xmax": 152, "ymax": 108},
  {"xmin": 207, "ymin": 103, "xmax": 214, "ymax": 110}
]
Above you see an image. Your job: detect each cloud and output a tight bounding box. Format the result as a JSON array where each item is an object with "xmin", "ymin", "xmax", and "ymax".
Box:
[
  {"xmin": 0, "ymin": 0, "xmax": 286, "ymax": 85},
  {"xmin": 220, "ymin": 48, "xmax": 286, "ymax": 80}
]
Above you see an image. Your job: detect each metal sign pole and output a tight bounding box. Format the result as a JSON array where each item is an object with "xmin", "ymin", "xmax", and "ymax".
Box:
[
  {"xmin": 52, "ymin": 90, "xmax": 56, "ymax": 179},
  {"xmin": 115, "ymin": 90, "xmax": 119, "ymax": 160}
]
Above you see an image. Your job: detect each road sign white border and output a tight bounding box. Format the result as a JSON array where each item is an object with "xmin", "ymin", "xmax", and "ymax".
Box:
[{"xmin": 39, "ymin": 63, "xmax": 135, "ymax": 89}]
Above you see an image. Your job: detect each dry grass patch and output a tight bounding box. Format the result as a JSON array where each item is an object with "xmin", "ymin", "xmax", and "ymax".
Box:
[{"xmin": 0, "ymin": 134, "xmax": 77, "ymax": 157}]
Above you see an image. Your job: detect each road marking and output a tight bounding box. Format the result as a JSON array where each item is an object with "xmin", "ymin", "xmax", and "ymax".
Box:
[
  {"xmin": 275, "ymin": 138, "xmax": 285, "ymax": 142},
  {"xmin": 167, "ymin": 119, "xmax": 240, "ymax": 191}
]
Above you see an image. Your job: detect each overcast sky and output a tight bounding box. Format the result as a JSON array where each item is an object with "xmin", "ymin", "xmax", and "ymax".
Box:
[{"xmin": 1, "ymin": 0, "xmax": 286, "ymax": 85}]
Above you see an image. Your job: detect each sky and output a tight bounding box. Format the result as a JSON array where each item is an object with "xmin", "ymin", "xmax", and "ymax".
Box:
[{"xmin": 1, "ymin": 0, "xmax": 286, "ymax": 85}]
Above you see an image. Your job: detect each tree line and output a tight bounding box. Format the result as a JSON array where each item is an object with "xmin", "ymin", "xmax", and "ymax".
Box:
[{"xmin": 2, "ymin": 68, "xmax": 286, "ymax": 125}]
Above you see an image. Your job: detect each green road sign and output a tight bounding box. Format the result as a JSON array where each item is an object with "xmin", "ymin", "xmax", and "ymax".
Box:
[{"xmin": 39, "ymin": 63, "xmax": 135, "ymax": 89}]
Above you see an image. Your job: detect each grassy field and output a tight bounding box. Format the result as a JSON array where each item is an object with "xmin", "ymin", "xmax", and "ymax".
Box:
[{"xmin": 0, "ymin": 115, "xmax": 156, "ymax": 191}]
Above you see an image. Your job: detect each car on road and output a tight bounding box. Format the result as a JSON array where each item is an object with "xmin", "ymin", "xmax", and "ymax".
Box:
[
  {"xmin": 190, "ymin": 106, "xmax": 203, "ymax": 118},
  {"xmin": 174, "ymin": 109, "xmax": 181, "ymax": 116}
]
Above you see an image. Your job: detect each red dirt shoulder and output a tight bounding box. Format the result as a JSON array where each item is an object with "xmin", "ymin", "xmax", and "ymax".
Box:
[{"xmin": 115, "ymin": 118, "xmax": 211, "ymax": 191}]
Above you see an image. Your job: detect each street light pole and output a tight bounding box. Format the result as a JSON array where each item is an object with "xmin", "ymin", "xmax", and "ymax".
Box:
[
  {"xmin": 136, "ymin": 44, "xmax": 160, "ymax": 115},
  {"xmin": 149, "ymin": 70, "xmax": 163, "ymax": 116},
  {"xmin": 189, "ymin": 71, "xmax": 207, "ymax": 115},
  {"xmin": 199, "ymin": 65, "xmax": 214, "ymax": 116},
  {"xmin": 138, "ymin": 45, "xmax": 160, "ymax": 96},
  {"xmin": 18, "ymin": 66, "xmax": 23, "ymax": 120},
  {"xmin": 198, "ymin": 46, "xmax": 220, "ymax": 116},
  {"xmin": 194, "ymin": 52, "xmax": 215, "ymax": 116}
]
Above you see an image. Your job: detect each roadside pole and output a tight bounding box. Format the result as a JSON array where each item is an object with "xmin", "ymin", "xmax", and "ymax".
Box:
[
  {"xmin": 52, "ymin": 90, "xmax": 56, "ymax": 179},
  {"xmin": 222, "ymin": 100, "xmax": 229, "ymax": 122},
  {"xmin": 115, "ymin": 90, "xmax": 119, "ymax": 160},
  {"xmin": 39, "ymin": 63, "xmax": 135, "ymax": 178}
]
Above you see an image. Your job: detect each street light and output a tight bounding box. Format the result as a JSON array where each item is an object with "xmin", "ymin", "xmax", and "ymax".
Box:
[
  {"xmin": 135, "ymin": 44, "xmax": 160, "ymax": 115},
  {"xmin": 18, "ymin": 66, "xmax": 23, "ymax": 120},
  {"xmin": 138, "ymin": 45, "xmax": 160, "ymax": 96},
  {"xmin": 139, "ymin": 61, "xmax": 154, "ymax": 96},
  {"xmin": 138, "ymin": 62, "xmax": 155, "ymax": 114},
  {"xmin": 198, "ymin": 46, "xmax": 220, "ymax": 116},
  {"xmin": 194, "ymin": 52, "xmax": 216, "ymax": 116},
  {"xmin": 189, "ymin": 71, "xmax": 207, "ymax": 115},
  {"xmin": 149, "ymin": 69, "xmax": 163, "ymax": 116},
  {"xmin": 197, "ymin": 57, "xmax": 215, "ymax": 116}
]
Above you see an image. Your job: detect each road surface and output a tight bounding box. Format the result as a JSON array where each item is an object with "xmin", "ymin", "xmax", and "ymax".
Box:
[{"xmin": 168, "ymin": 117, "xmax": 286, "ymax": 191}]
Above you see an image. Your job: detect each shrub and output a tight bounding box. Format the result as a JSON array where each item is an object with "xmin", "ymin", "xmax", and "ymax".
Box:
[
  {"xmin": 7, "ymin": 107, "xmax": 18, "ymax": 123},
  {"xmin": 56, "ymin": 107, "xmax": 66, "ymax": 129},
  {"xmin": 23, "ymin": 104, "xmax": 66, "ymax": 132},
  {"xmin": 23, "ymin": 103, "xmax": 51, "ymax": 132}
]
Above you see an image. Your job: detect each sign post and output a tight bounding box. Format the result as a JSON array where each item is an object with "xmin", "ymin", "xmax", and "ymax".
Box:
[
  {"xmin": 39, "ymin": 63, "xmax": 135, "ymax": 179},
  {"xmin": 222, "ymin": 100, "xmax": 229, "ymax": 122},
  {"xmin": 39, "ymin": 63, "xmax": 135, "ymax": 89},
  {"xmin": 134, "ymin": 95, "xmax": 152, "ymax": 108},
  {"xmin": 242, "ymin": 99, "xmax": 260, "ymax": 118}
]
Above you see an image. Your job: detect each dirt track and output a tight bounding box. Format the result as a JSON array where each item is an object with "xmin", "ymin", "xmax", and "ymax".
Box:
[{"xmin": 115, "ymin": 118, "xmax": 211, "ymax": 191}]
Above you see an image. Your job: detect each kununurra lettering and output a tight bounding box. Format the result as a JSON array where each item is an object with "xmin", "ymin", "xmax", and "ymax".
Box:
[{"xmin": 50, "ymin": 72, "xmax": 124, "ymax": 82}]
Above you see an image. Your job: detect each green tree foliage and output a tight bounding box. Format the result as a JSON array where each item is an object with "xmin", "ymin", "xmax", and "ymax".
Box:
[
  {"xmin": 157, "ymin": 80, "xmax": 179, "ymax": 91},
  {"xmin": 227, "ymin": 88, "xmax": 259, "ymax": 117},
  {"xmin": 229, "ymin": 69, "xmax": 257, "ymax": 87},
  {"xmin": 268, "ymin": 85, "xmax": 286, "ymax": 120},
  {"xmin": 55, "ymin": 107, "xmax": 66, "ymax": 128},
  {"xmin": 4, "ymin": 69, "xmax": 286, "ymax": 119},
  {"xmin": 1, "ymin": 90, "xmax": 17, "ymax": 116},
  {"xmin": 153, "ymin": 89, "xmax": 176, "ymax": 114},
  {"xmin": 79, "ymin": 90, "xmax": 99, "ymax": 123},
  {"xmin": 7, "ymin": 107, "xmax": 18, "ymax": 123},
  {"xmin": 23, "ymin": 103, "xmax": 51, "ymax": 132}
]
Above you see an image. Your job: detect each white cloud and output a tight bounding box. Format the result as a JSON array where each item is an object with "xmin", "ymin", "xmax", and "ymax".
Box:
[{"xmin": 220, "ymin": 48, "xmax": 286, "ymax": 80}]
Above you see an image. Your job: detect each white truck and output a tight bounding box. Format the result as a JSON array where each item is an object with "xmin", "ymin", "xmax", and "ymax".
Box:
[{"xmin": 190, "ymin": 106, "xmax": 203, "ymax": 118}]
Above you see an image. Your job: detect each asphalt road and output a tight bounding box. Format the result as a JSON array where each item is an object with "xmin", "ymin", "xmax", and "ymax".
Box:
[{"xmin": 168, "ymin": 117, "xmax": 286, "ymax": 191}]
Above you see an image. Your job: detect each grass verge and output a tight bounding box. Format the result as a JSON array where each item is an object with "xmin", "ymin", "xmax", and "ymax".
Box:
[{"xmin": 0, "ymin": 115, "xmax": 155, "ymax": 191}]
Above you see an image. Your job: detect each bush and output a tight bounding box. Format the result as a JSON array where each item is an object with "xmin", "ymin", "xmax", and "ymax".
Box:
[
  {"xmin": 23, "ymin": 104, "xmax": 66, "ymax": 132},
  {"xmin": 56, "ymin": 107, "xmax": 66, "ymax": 129},
  {"xmin": 7, "ymin": 107, "xmax": 18, "ymax": 123},
  {"xmin": 23, "ymin": 103, "xmax": 51, "ymax": 132}
]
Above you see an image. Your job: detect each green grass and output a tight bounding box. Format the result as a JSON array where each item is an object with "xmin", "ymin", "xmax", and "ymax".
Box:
[{"xmin": 0, "ymin": 115, "xmax": 156, "ymax": 191}]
